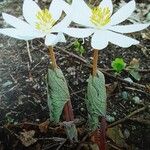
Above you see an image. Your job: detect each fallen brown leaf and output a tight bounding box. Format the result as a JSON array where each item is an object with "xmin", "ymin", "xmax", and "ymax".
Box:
[
  {"xmin": 19, "ymin": 130, "xmax": 37, "ymax": 147},
  {"xmin": 38, "ymin": 119, "xmax": 50, "ymax": 133}
]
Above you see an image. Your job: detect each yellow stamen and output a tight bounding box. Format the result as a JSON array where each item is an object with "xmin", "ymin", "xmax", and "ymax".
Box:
[
  {"xmin": 36, "ymin": 9, "xmax": 56, "ymax": 33},
  {"xmin": 90, "ymin": 7, "xmax": 111, "ymax": 28}
]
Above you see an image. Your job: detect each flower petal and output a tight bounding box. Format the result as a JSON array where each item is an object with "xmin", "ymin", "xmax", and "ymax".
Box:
[
  {"xmin": 23, "ymin": 0, "xmax": 41, "ymax": 27},
  {"xmin": 63, "ymin": 28, "xmax": 94, "ymax": 38},
  {"xmin": 110, "ymin": 0, "xmax": 135, "ymax": 25},
  {"xmin": 106, "ymin": 30, "xmax": 139, "ymax": 47},
  {"xmin": 57, "ymin": 32, "xmax": 66, "ymax": 43},
  {"xmin": 45, "ymin": 34, "xmax": 59, "ymax": 46},
  {"xmin": 2, "ymin": 13, "xmax": 45, "ymax": 38},
  {"xmin": 91, "ymin": 31, "xmax": 109, "ymax": 50},
  {"xmin": 51, "ymin": 17, "xmax": 71, "ymax": 32},
  {"xmin": 108, "ymin": 23, "xmax": 150, "ymax": 33},
  {"xmin": 0, "ymin": 28, "xmax": 36, "ymax": 40},
  {"xmin": 2, "ymin": 13, "xmax": 31, "ymax": 29},
  {"xmin": 49, "ymin": 0, "xmax": 70, "ymax": 21},
  {"xmin": 99, "ymin": 0, "xmax": 113, "ymax": 15},
  {"xmin": 69, "ymin": 0, "xmax": 93, "ymax": 27},
  {"xmin": 20, "ymin": 27, "xmax": 45, "ymax": 38}
]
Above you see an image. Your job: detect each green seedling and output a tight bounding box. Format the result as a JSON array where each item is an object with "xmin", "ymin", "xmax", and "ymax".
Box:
[
  {"xmin": 73, "ymin": 40, "xmax": 85, "ymax": 56},
  {"xmin": 111, "ymin": 58, "xmax": 126, "ymax": 73}
]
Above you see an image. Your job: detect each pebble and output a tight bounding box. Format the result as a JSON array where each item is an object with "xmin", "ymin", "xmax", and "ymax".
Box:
[
  {"xmin": 124, "ymin": 129, "xmax": 130, "ymax": 139},
  {"xmin": 106, "ymin": 115, "xmax": 115, "ymax": 122},
  {"xmin": 124, "ymin": 77, "xmax": 133, "ymax": 83},
  {"xmin": 132, "ymin": 96, "xmax": 142, "ymax": 104}
]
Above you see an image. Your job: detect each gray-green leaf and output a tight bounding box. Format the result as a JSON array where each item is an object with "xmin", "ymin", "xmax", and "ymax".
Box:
[
  {"xmin": 129, "ymin": 69, "xmax": 141, "ymax": 81},
  {"xmin": 46, "ymin": 68, "xmax": 70, "ymax": 123},
  {"xmin": 63, "ymin": 121, "xmax": 78, "ymax": 142},
  {"xmin": 86, "ymin": 70, "xmax": 107, "ymax": 131}
]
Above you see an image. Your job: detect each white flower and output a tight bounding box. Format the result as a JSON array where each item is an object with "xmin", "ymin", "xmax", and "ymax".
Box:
[
  {"xmin": 0, "ymin": 0, "xmax": 70, "ymax": 46},
  {"xmin": 63, "ymin": 0, "xmax": 149, "ymax": 49}
]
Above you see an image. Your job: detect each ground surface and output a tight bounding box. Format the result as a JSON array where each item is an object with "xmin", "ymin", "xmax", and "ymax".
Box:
[{"xmin": 0, "ymin": 0, "xmax": 150, "ymax": 149}]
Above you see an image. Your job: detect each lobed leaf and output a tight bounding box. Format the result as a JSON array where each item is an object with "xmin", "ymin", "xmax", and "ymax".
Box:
[
  {"xmin": 86, "ymin": 70, "xmax": 107, "ymax": 131},
  {"xmin": 46, "ymin": 68, "xmax": 70, "ymax": 123}
]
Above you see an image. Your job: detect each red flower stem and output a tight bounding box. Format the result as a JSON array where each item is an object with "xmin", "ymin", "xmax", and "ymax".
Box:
[
  {"xmin": 92, "ymin": 49, "xmax": 106, "ymax": 150},
  {"xmin": 92, "ymin": 49, "xmax": 98, "ymax": 76},
  {"xmin": 99, "ymin": 117, "xmax": 107, "ymax": 150},
  {"xmin": 64, "ymin": 100, "xmax": 74, "ymax": 121},
  {"xmin": 48, "ymin": 46, "xmax": 74, "ymax": 122}
]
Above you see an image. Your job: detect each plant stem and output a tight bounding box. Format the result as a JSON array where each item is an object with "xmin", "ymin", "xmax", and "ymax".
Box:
[
  {"xmin": 64, "ymin": 100, "xmax": 74, "ymax": 121},
  {"xmin": 92, "ymin": 49, "xmax": 106, "ymax": 150},
  {"xmin": 48, "ymin": 46, "xmax": 74, "ymax": 122},
  {"xmin": 92, "ymin": 49, "xmax": 98, "ymax": 76},
  {"xmin": 49, "ymin": 46, "xmax": 57, "ymax": 69},
  {"xmin": 99, "ymin": 117, "xmax": 107, "ymax": 150}
]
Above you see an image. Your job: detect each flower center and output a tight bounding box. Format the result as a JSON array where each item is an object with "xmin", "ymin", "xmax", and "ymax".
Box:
[
  {"xmin": 36, "ymin": 9, "xmax": 56, "ymax": 33},
  {"xmin": 90, "ymin": 7, "xmax": 111, "ymax": 28}
]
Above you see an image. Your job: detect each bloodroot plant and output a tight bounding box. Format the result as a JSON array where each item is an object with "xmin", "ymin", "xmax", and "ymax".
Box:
[
  {"xmin": 63, "ymin": 0, "xmax": 149, "ymax": 149},
  {"xmin": 0, "ymin": 0, "xmax": 77, "ymax": 142},
  {"xmin": 0, "ymin": 0, "xmax": 149, "ymax": 149}
]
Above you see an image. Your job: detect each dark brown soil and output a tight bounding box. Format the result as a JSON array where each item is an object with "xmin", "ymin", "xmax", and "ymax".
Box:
[{"xmin": 0, "ymin": 0, "xmax": 150, "ymax": 149}]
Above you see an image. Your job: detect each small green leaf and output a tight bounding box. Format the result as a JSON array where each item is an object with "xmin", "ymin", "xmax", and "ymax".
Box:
[
  {"xmin": 129, "ymin": 69, "xmax": 141, "ymax": 81},
  {"xmin": 46, "ymin": 68, "xmax": 70, "ymax": 123},
  {"xmin": 127, "ymin": 58, "xmax": 141, "ymax": 81},
  {"xmin": 63, "ymin": 121, "xmax": 78, "ymax": 142},
  {"xmin": 111, "ymin": 58, "xmax": 126, "ymax": 73},
  {"xmin": 74, "ymin": 40, "xmax": 80, "ymax": 48},
  {"xmin": 73, "ymin": 40, "xmax": 85, "ymax": 56},
  {"xmin": 86, "ymin": 71, "xmax": 107, "ymax": 131}
]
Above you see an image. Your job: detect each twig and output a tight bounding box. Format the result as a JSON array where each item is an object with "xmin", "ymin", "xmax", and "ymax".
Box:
[
  {"xmin": 9, "ymin": 74, "xmax": 17, "ymax": 83},
  {"xmin": 76, "ymin": 133, "xmax": 89, "ymax": 150},
  {"xmin": 56, "ymin": 46, "xmax": 89, "ymax": 65},
  {"xmin": 100, "ymin": 68, "xmax": 150, "ymax": 73},
  {"xmin": 57, "ymin": 47, "xmax": 148, "ymax": 91},
  {"xmin": 108, "ymin": 106, "xmax": 146, "ymax": 128},
  {"xmin": 27, "ymin": 62, "xmax": 33, "ymax": 81},
  {"xmin": 2, "ymin": 126, "xmax": 19, "ymax": 139},
  {"xmin": 26, "ymin": 41, "xmax": 32, "ymax": 63},
  {"xmin": 38, "ymin": 137, "xmax": 66, "ymax": 142},
  {"xmin": 31, "ymin": 58, "xmax": 44, "ymax": 71},
  {"xmin": 125, "ymin": 68, "xmax": 150, "ymax": 73},
  {"xmin": 69, "ymin": 86, "xmax": 86, "ymax": 101},
  {"xmin": 108, "ymin": 142, "xmax": 122, "ymax": 150},
  {"xmin": 6, "ymin": 122, "xmax": 39, "ymax": 128},
  {"xmin": 128, "ymin": 117, "xmax": 150, "ymax": 125},
  {"xmin": 124, "ymin": 86, "xmax": 150, "ymax": 96},
  {"xmin": 102, "ymin": 70, "xmax": 146, "ymax": 90},
  {"xmin": 43, "ymin": 143, "xmax": 60, "ymax": 150},
  {"xmin": 56, "ymin": 139, "xmax": 66, "ymax": 150},
  {"xmin": 70, "ymin": 89, "xmax": 85, "ymax": 96}
]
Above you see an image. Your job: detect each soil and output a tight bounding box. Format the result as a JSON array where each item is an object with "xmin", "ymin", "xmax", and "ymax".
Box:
[{"xmin": 0, "ymin": 0, "xmax": 150, "ymax": 150}]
